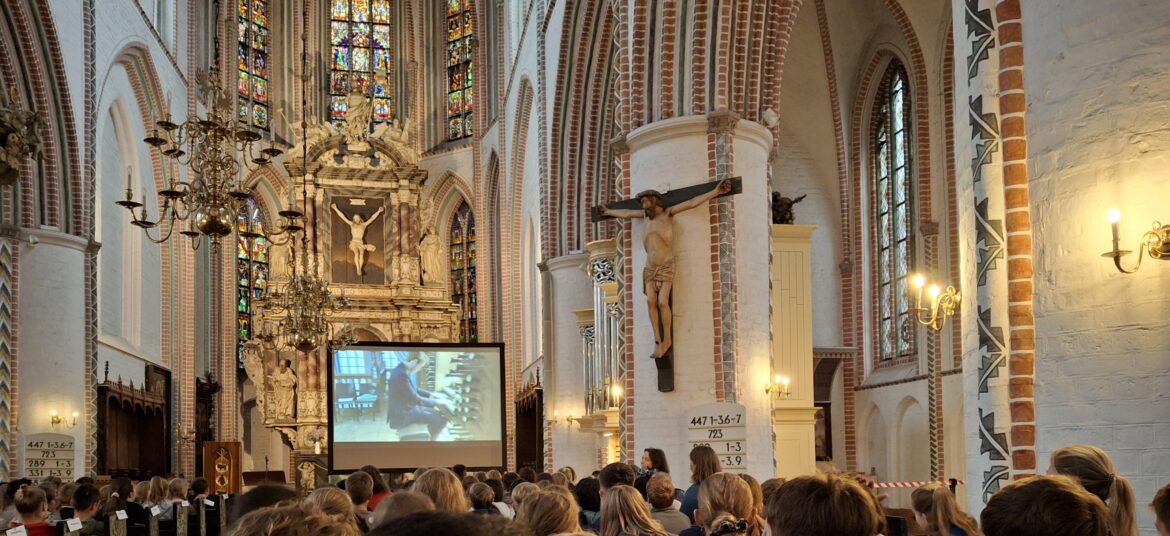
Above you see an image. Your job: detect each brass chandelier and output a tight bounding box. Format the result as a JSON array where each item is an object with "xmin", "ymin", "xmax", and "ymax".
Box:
[
  {"xmin": 253, "ymin": 1, "xmax": 352, "ymax": 354},
  {"xmin": 118, "ymin": 42, "xmax": 300, "ymax": 249}
]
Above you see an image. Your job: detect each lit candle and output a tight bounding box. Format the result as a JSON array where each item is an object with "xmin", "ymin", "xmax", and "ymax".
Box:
[
  {"xmin": 314, "ymin": 440, "xmax": 321, "ymax": 455},
  {"xmin": 911, "ymin": 273, "xmax": 926, "ymax": 308},
  {"xmin": 782, "ymin": 376, "xmax": 790, "ymax": 393},
  {"xmin": 125, "ymin": 168, "xmax": 132, "ymax": 192},
  {"xmin": 928, "ymin": 284, "xmax": 941, "ymax": 300},
  {"xmin": 1107, "ymin": 208, "xmax": 1121, "ymax": 252}
]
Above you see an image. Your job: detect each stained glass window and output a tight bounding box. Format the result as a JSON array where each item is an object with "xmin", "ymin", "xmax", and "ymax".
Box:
[
  {"xmin": 237, "ymin": 199, "xmax": 269, "ymax": 367},
  {"xmin": 330, "ymin": 0, "xmax": 395, "ymax": 127},
  {"xmin": 446, "ymin": 0, "xmax": 474, "ymax": 140},
  {"xmin": 237, "ymin": 0, "xmax": 271, "ymax": 129},
  {"xmin": 873, "ymin": 62, "xmax": 914, "ymax": 362},
  {"xmin": 449, "ymin": 201, "xmax": 477, "ymax": 342}
]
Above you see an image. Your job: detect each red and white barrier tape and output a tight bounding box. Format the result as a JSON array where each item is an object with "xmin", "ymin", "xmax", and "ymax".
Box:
[{"xmin": 871, "ymin": 480, "xmax": 966, "ymax": 489}]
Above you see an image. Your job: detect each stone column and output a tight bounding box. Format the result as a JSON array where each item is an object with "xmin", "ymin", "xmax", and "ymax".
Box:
[
  {"xmin": 625, "ymin": 115, "xmax": 775, "ymax": 477},
  {"xmin": 770, "ymin": 225, "xmax": 818, "ymax": 478},
  {"xmin": 544, "ymin": 253, "xmax": 594, "ymax": 473}
]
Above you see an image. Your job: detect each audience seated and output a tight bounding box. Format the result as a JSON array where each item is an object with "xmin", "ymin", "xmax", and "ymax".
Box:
[
  {"xmin": 346, "ymin": 471, "xmax": 375, "ymax": 526},
  {"xmin": 359, "ymin": 465, "xmax": 393, "ymax": 511},
  {"xmin": 599, "ymin": 484, "xmax": 668, "ymax": 536},
  {"xmin": 229, "ymin": 502, "xmax": 362, "ymax": 536},
  {"xmin": 369, "ymin": 490, "xmax": 435, "ymax": 528},
  {"xmin": 558, "ymin": 467, "xmax": 577, "ymax": 486},
  {"xmin": 0, "ymin": 478, "xmax": 31, "ymax": 526},
  {"xmin": 980, "ymin": 475, "xmax": 1109, "ymax": 536},
  {"xmin": 511, "ymin": 482, "xmax": 540, "ymax": 512},
  {"xmin": 1151, "ymin": 481, "xmax": 1169, "ymax": 536},
  {"xmin": 682, "ymin": 472, "xmax": 759, "ymax": 536},
  {"xmin": 104, "ymin": 477, "xmax": 149, "ymax": 526},
  {"xmin": 573, "ymin": 477, "xmax": 601, "ymax": 529},
  {"xmin": 71, "ymin": 483, "xmax": 104, "ymax": 536},
  {"xmin": 1050, "ymin": 444, "xmax": 1138, "ymax": 536},
  {"xmin": 766, "ymin": 473, "xmax": 885, "ymax": 536},
  {"xmin": 759, "ymin": 478, "xmax": 784, "ymax": 506},
  {"xmin": 369, "ymin": 511, "xmax": 533, "ymax": 536},
  {"xmin": 516, "ymin": 489, "xmax": 581, "ymax": 536},
  {"xmin": 307, "ymin": 485, "xmax": 367, "ymax": 533},
  {"xmin": 681, "ymin": 445, "xmax": 721, "ymax": 522},
  {"xmin": 518, "ymin": 467, "xmax": 538, "ymax": 484},
  {"xmin": 413, "ymin": 468, "xmax": 471, "ymax": 512},
  {"xmin": 646, "ymin": 473, "xmax": 689, "ymax": 534},
  {"xmin": 55, "ymin": 482, "xmax": 77, "ymax": 521},
  {"xmin": 10, "ymin": 484, "xmax": 55, "ymax": 536},
  {"xmin": 484, "ymin": 478, "xmax": 514, "ymax": 519},
  {"xmin": 227, "ymin": 483, "xmax": 299, "ymax": 527},
  {"xmin": 736, "ymin": 474, "xmax": 766, "ymax": 532},
  {"xmin": 634, "ymin": 448, "xmax": 670, "ymax": 500},
  {"xmin": 911, "ymin": 482, "xmax": 982, "ymax": 536},
  {"xmin": 470, "ymin": 482, "xmax": 500, "ymax": 515},
  {"xmin": 188, "ymin": 478, "xmax": 210, "ymax": 503}
]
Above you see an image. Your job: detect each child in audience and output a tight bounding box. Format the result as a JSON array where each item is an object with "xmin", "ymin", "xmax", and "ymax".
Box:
[
  {"xmin": 599, "ymin": 484, "xmax": 669, "ymax": 536},
  {"xmin": 104, "ymin": 477, "xmax": 149, "ymax": 526},
  {"xmin": 11, "ymin": 485, "xmax": 55, "ymax": 536},
  {"xmin": 682, "ymin": 472, "xmax": 760, "ymax": 536},
  {"xmin": 572, "ymin": 477, "xmax": 601, "ymax": 529},
  {"xmin": 307, "ymin": 486, "xmax": 367, "ymax": 533},
  {"xmin": 360, "ymin": 465, "xmax": 392, "ymax": 511},
  {"xmin": 157, "ymin": 478, "xmax": 188, "ymax": 521},
  {"xmin": 227, "ymin": 484, "xmax": 299, "ymax": 527},
  {"xmin": 511, "ymin": 482, "xmax": 540, "ymax": 511},
  {"xmin": 230, "ymin": 502, "xmax": 362, "ymax": 536},
  {"xmin": 71, "ymin": 483, "xmax": 105, "ymax": 536},
  {"xmin": 911, "ymin": 482, "xmax": 981, "ymax": 536},
  {"xmin": 766, "ymin": 473, "xmax": 885, "ymax": 536},
  {"xmin": 516, "ymin": 490, "xmax": 580, "ymax": 536},
  {"xmin": 188, "ymin": 478, "xmax": 209, "ymax": 503},
  {"xmin": 646, "ymin": 473, "xmax": 690, "ymax": 534},
  {"xmin": 133, "ymin": 480, "xmax": 150, "ymax": 506},
  {"xmin": 346, "ymin": 472, "xmax": 374, "ymax": 522},
  {"xmin": 469, "ymin": 482, "xmax": 500, "ymax": 515},
  {"xmin": 55, "ymin": 482, "xmax": 77, "ymax": 520},
  {"xmin": 1151, "ymin": 482, "xmax": 1169, "ymax": 536},
  {"xmin": 484, "ymin": 478, "xmax": 514, "ymax": 519},
  {"xmin": 0, "ymin": 478, "xmax": 31, "ymax": 526},
  {"xmin": 980, "ymin": 475, "xmax": 1108, "ymax": 536},
  {"xmin": 759, "ymin": 478, "xmax": 785, "ymax": 506},
  {"xmin": 369, "ymin": 491, "xmax": 434, "ymax": 528},
  {"xmin": 412, "ymin": 468, "xmax": 470, "ymax": 512},
  {"xmin": 1050, "ymin": 444, "xmax": 1137, "ymax": 536},
  {"xmin": 681, "ymin": 445, "xmax": 722, "ymax": 522}
]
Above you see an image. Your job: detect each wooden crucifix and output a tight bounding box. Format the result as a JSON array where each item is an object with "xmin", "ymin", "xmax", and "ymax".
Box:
[{"xmin": 591, "ymin": 177, "xmax": 742, "ymax": 392}]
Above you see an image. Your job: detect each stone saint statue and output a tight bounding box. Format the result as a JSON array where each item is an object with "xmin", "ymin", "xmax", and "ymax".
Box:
[
  {"xmin": 598, "ymin": 179, "xmax": 733, "ymax": 359},
  {"xmin": 342, "ymin": 89, "xmax": 373, "ymax": 141},
  {"xmin": 419, "ymin": 225, "xmax": 443, "ymax": 285},
  {"xmin": 331, "ymin": 203, "xmax": 385, "ymax": 276},
  {"xmin": 297, "ymin": 461, "xmax": 317, "ymax": 492},
  {"xmin": 270, "ymin": 359, "xmax": 297, "ymax": 419}
]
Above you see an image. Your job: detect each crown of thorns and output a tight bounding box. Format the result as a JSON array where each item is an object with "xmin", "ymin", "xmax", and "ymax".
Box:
[{"xmin": 635, "ymin": 190, "xmax": 663, "ymax": 201}]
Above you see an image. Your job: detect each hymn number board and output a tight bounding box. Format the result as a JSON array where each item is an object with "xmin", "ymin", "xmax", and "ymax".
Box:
[
  {"xmin": 686, "ymin": 402, "xmax": 748, "ymax": 472},
  {"xmin": 24, "ymin": 433, "xmax": 75, "ymax": 480}
]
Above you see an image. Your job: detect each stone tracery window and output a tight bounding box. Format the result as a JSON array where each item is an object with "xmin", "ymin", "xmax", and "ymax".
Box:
[
  {"xmin": 237, "ymin": 0, "xmax": 271, "ymax": 129},
  {"xmin": 449, "ymin": 200, "xmax": 477, "ymax": 342},
  {"xmin": 330, "ymin": 0, "xmax": 395, "ymax": 126},
  {"xmin": 872, "ymin": 61, "xmax": 914, "ymax": 362},
  {"xmin": 446, "ymin": 0, "xmax": 474, "ymax": 140},
  {"xmin": 237, "ymin": 199, "xmax": 269, "ymax": 367}
]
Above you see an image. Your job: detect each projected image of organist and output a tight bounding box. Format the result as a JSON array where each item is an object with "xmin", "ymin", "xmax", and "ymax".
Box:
[{"xmin": 386, "ymin": 353, "xmax": 451, "ymax": 440}]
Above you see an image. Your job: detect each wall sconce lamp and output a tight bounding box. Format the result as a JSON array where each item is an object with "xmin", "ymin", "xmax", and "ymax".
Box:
[
  {"xmin": 764, "ymin": 375, "xmax": 792, "ymax": 399},
  {"xmin": 552, "ymin": 410, "xmax": 575, "ymax": 428},
  {"xmin": 49, "ymin": 410, "xmax": 78, "ymax": 430},
  {"xmin": 910, "ymin": 273, "xmax": 960, "ymax": 332},
  {"xmin": 1102, "ymin": 208, "xmax": 1170, "ymax": 273}
]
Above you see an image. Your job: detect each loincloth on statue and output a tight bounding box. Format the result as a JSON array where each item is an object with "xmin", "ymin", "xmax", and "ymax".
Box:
[
  {"xmin": 349, "ymin": 239, "xmax": 376, "ymax": 252},
  {"xmin": 642, "ymin": 260, "xmax": 675, "ymax": 289}
]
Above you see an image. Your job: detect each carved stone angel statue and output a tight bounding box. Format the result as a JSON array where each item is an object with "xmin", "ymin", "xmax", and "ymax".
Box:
[{"xmin": 342, "ymin": 89, "xmax": 373, "ymax": 141}]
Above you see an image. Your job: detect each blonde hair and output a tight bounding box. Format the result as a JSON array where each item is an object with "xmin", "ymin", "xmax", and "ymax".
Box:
[
  {"xmin": 599, "ymin": 485, "xmax": 668, "ymax": 536},
  {"xmin": 516, "ymin": 490, "xmax": 580, "ymax": 536},
  {"xmin": 550, "ymin": 472, "xmax": 569, "ymax": 488},
  {"xmin": 911, "ymin": 483, "xmax": 982, "ymax": 536},
  {"xmin": 166, "ymin": 478, "xmax": 189, "ymax": 502},
  {"xmin": 511, "ymin": 482, "xmax": 540, "ymax": 508},
  {"xmin": 487, "ymin": 470, "xmax": 503, "ymax": 481},
  {"xmin": 697, "ymin": 473, "xmax": 759, "ymax": 536},
  {"xmin": 14, "ymin": 485, "xmax": 46, "ymax": 516},
  {"xmin": 412, "ymin": 468, "xmax": 470, "ymax": 513},
  {"xmin": 146, "ymin": 476, "xmax": 168, "ymax": 505},
  {"xmin": 1051, "ymin": 445, "xmax": 1137, "ymax": 536},
  {"xmin": 369, "ymin": 490, "xmax": 434, "ymax": 528},
  {"xmin": 558, "ymin": 466, "xmax": 576, "ymax": 484},
  {"xmin": 229, "ymin": 502, "xmax": 361, "ymax": 536},
  {"xmin": 134, "ymin": 481, "xmax": 150, "ymax": 503},
  {"xmin": 737, "ymin": 474, "xmax": 767, "ymax": 532},
  {"xmin": 306, "ymin": 486, "xmax": 362, "ymax": 534}
]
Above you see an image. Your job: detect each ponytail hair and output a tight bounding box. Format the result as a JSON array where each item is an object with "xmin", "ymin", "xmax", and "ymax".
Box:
[
  {"xmin": 707, "ymin": 513, "xmax": 749, "ymax": 536},
  {"xmin": 14, "ymin": 484, "xmax": 47, "ymax": 515},
  {"xmin": 104, "ymin": 477, "xmax": 133, "ymax": 514},
  {"xmin": 1051, "ymin": 445, "xmax": 1137, "ymax": 536},
  {"xmin": 911, "ymin": 482, "xmax": 982, "ymax": 536}
]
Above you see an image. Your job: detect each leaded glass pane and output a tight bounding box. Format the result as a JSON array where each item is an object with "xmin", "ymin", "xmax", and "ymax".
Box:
[
  {"xmin": 372, "ymin": 0, "xmax": 391, "ymax": 23},
  {"xmin": 332, "ymin": 0, "xmax": 349, "ymax": 20},
  {"xmin": 331, "ymin": 0, "xmax": 395, "ymax": 127},
  {"xmin": 332, "ymin": 21, "xmax": 349, "ymax": 45},
  {"xmin": 446, "ymin": 0, "xmax": 473, "ymax": 140},
  {"xmin": 874, "ymin": 62, "xmax": 913, "ymax": 361},
  {"xmin": 352, "ymin": 47, "xmax": 370, "ymax": 71},
  {"xmin": 237, "ymin": 0, "xmax": 269, "ymax": 129}
]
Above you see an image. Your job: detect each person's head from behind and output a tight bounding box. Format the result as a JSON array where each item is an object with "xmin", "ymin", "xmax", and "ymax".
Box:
[
  {"xmin": 598, "ymin": 462, "xmax": 636, "ymax": 492},
  {"xmin": 452, "ymin": 464, "xmax": 468, "ymax": 479},
  {"xmin": 517, "ymin": 467, "xmax": 537, "ymax": 484},
  {"xmin": 550, "ymin": 472, "xmax": 569, "ymax": 488},
  {"xmin": 557, "ymin": 467, "xmax": 576, "ymax": 484},
  {"xmin": 369, "ymin": 511, "xmax": 534, "ymax": 536},
  {"xmin": 134, "ymin": 481, "xmax": 150, "ymax": 503},
  {"xmin": 695, "ymin": 473, "xmax": 756, "ymax": 535},
  {"xmin": 463, "ymin": 475, "xmax": 481, "ymax": 491},
  {"xmin": 484, "ymin": 478, "xmax": 506, "ymax": 503},
  {"xmin": 58, "ymin": 482, "xmax": 77, "ymax": 511},
  {"xmin": 911, "ymin": 482, "xmax": 980, "ymax": 536},
  {"xmin": 345, "ymin": 472, "xmax": 374, "ymax": 507},
  {"xmin": 1050, "ymin": 444, "xmax": 1136, "ymax": 536},
  {"xmin": 190, "ymin": 478, "xmax": 209, "ymax": 498},
  {"xmin": 167, "ymin": 478, "xmax": 189, "ymax": 502},
  {"xmin": 573, "ymin": 478, "xmax": 600, "ymax": 513},
  {"xmin": 689, "ymin": 445, "xmax": 722, "ymax": 485},
  {"xmin": 228, "ymin": 484, "xmax": 299, "ymax": 526},
  {"xmin": 229, "ymin": 502, "xmax": 362, "ymax": 536},
  {"xmin": 106, "ymin": 477, "xmax": 134, "ymax": 512},
  {"xmin": 511, "ymin": 482, "xmax": 539, "ymax": 510},
  {"xmin": 981, "ymin": 475, "xmax": 1109, "ymax": 536},
  {"xmin": 146, "ymin": 476, "xmax": 168, "ymax": 503},
  {"xmin": 600, "ymin": 484, "xmax": 666, "ymax": 536},
  {"xmin": 766, "ymin": 473, "xmax": 884, "ymax": 536},
  {"xmin": 412, "ymin": 468, "xmax": 469, "ymax": 513},
  {"xmin": 1152, "ymin": 482, "xmax": 1170, "ymax": 536},
  {"xmin": 5, "ymin": 478, "xmax": 31, "ymax": 505},
  {"xmin": 307, "ymin": 486, "xmax": 357, "ymax": 519},
  {"xmin": 646, "ymin": 473, "xmax": 676, "ymax": 511},
  {"xmin": 359, "ymin": 465, "xmax": 389, "ymax": 495},
  {"xmin": 72, "ymin": 484, "xmax": 102, "ymax": 520},
  {"xmin": 642, "ymin": 448, "xmax": 669, "ymax": 473},
  {"xmin": 369, "ymin": 491, "xmax": 434, "ymax": 528},
  {"xmin": 14, "ymin": 485, "xmax": 48, "ymax": 523},
  {"xmin": 516, "ymin": 490, "xmax": 580, "ymax": 536},
  {"xmin": 469, "ymin": 482, "xmax": 496, "ymax": 511},
  {"xmin": 760, "ymin": 478, "xmax": 785, "ymax": 506}
]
